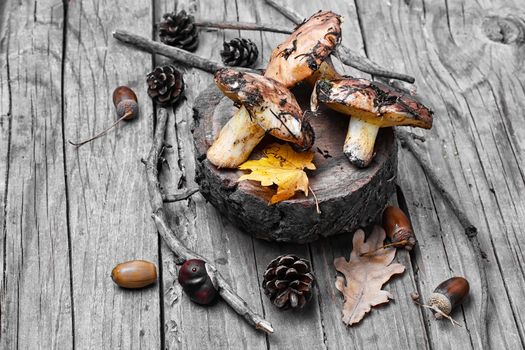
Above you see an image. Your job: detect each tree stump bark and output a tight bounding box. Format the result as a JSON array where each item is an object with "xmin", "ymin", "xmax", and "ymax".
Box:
[{"xmin": 192, "ymin": 84, "xmax": 398, "ymax": 243}]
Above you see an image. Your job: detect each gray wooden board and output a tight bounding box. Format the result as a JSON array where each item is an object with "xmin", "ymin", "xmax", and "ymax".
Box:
[
  {"xmin": 354, "ymin": 0, "xmax": 525, "ymax": 348},
  {"xmin": 63, "ymin": 0, "xmax": 161, "ymax": 348},
  {"xmin": 235, "ymin": 2, "xmax": 326, "ymax": 349},
  {"xmin": 156, "ymin": 0, "xmax": 267, "ymax": 349},
  {"xmin": 0, "ymin": 0, "xmax": 74, "ymax": 348},
  {"xmin": 2, "ymin": 0, "xmax": 525, "ymax": 349}
]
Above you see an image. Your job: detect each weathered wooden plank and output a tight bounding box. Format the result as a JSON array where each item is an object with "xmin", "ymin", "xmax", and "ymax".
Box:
[
  {"xmin": 156, "ymin": 1, "xmax": 267, "ymax": 349},
  {"xmin": 233, "ymin": 1, "xmax": 327, "ymax": 349},
  {"xmin": 0, "ymin": 0, "xmax": 74, "ymax": 348},
  {"xmin": 0, "ymin": 0, "xmax": 10, "ymax": 293},
  {"xmin": 63, "ymin": 0, "xmax": 161, "ymax": 348},
  {"xmin": 252, "ymin": 1, "xmax": 431, "ymax": 349},
  {"xmin": 355, "ymin": 0, "xmax": 525, "ymax": 348}
]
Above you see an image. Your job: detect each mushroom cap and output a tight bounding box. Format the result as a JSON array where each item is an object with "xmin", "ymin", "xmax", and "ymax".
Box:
[
  {"xmin": 314, "ymin": 78, "xmax": 433, "ymax": 128},
  {"xmin": 264, "ymin": 11, "xmax": 342, "ymax": 88},
  {"xmin": 214, "ymin": 68, "xmax": 314, "ymax": 150}
]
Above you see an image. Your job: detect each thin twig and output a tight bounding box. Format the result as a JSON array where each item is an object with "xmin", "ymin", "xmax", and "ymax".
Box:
[
  {"xmin": 397, "ymin": 128, "xmax": 489, "ymax": 349},
  {"xmin": 308, "ymin": 186, "xmax": 321, "ymax": 214},
  {"xmin": 360, "ymin": 240, "xmax": 409, "ymax": 257},
  {"xmin": 162, "ymin": 187, "xmax": 199, "ymax": 202},
  {"xmin": 265, "ymin": 0, "xmax": 304, "ymax": 23},
  {"xmin": 413, "ymin": 300, "xmax": 462, "ymax": 327},
  {"xmin": 113, "ymin": 30, "xmax": 224, "ymax": 74},
  {"xmin": 264, "ymin": 0, "xmax": 416, "ymax": 84},
  {"xmin": 68, "ymin": 111, "xmax": 132, "ymax": 147},
  {"xmin": 145, "ymin": 108, "xmax": 273, "ymax": 334},
  {"xmin": 195, "ymin": 20, "xmax": 292, "ymax": 34}
]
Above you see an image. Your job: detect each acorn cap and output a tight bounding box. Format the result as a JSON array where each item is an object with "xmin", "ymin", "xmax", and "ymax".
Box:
[
  {"xmin": 264, "ymin": 11, "xmax": 342, "ymax": 88},
  {"xmin": 314, "ymin": 78, "xmax": 434, "ymax": 128},
  {"xmin": 214, "ymin": 68, "xmax": 314, "ymax": 150}
]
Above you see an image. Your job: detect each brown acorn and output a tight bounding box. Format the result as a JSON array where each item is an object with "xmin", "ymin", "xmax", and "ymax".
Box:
[
  {"xmin": 360, "ymin": 206, "xmax": 416, "ymax": 257},
  {"xmin": 69, "ymin": 86, "xmax": 139, "ymax": 147},
  {"xmin": 428, "ymin": 277, "xmax": 470, "ymax": 319},
  {"xmin": 113, "ymin": 86, "xmax": 139, "ymax": 121},
  {"xmin": 382, "ymin": 206, "xmax": 416, "ymax": 250},
  {"xmin": 111, "ymin": 260, "xmax": 157, "ymax": 289}
]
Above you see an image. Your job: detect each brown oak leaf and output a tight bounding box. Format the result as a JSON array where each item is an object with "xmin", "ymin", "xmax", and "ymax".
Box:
[{"xmin": 334, "ymin": 225, "xmax": 406, "ymax": 326}]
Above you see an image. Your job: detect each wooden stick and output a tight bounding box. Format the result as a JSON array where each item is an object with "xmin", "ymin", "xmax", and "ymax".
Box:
[
  {"xmin": 264, "ymin": 0, "xmax": 416, "ymax": 84},
  {"xmin": 195, "ymin": 20, "xmax": 292, "ymax": 34},
  {"xmin": 396, "ymin": 129, "xmax": 489, "ymax": 349},
  {"xmin": 144, "ymin": 108, "xmax": 273, "ymax": 334},
  {"xmin": 113, "ymin": 30, "xmax": 261, "ymax": 74},
  {"xmin": 113, "ymin": 30, "xmax": 224, "ymax": 74},
  {"xmin": 162, "ymin": 187, "xmax": 199, "ymax": 203}
]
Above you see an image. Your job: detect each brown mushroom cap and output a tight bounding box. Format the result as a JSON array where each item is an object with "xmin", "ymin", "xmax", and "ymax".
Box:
[
  {"xmin": 314, "ymin": 78, "xmax": 433, "ymax": 128},
  {"xmin": 264, "ymin": 11, "xmax": 342, "ymax": 88},
  {"xmin": 214, "ymin": 68, "xmax": 314, "ymax": 150}
]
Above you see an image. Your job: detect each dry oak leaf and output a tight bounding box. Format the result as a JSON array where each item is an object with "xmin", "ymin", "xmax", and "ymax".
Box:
[
  {"xmin": 238, "ymin": 143, "xmax": 316, "ymax": 204},
  {"xmin": 334, "ymin": 225, "xmax": 406, "ymax": 326}
]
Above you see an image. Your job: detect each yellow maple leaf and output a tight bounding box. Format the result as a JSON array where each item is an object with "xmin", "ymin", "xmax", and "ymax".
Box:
[{"xmin": 238, "ymin": 143, "xmax": 316, "ymax": 204}]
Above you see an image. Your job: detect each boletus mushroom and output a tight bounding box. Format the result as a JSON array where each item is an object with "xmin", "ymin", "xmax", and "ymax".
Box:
[
  {"xmin": 207, "ymin": 69, "xmax": 314, "ymax": 168},
  {"xmin": 312, "ymin": 78, "xmax": 433, "ymax": 167},
  {"xmin": 265, "ymin": 10, "xmax": 342, "ymax": 88},
  {"xmin": 206, "ymin": 11, "xmax": 342, "ymax": 168}
]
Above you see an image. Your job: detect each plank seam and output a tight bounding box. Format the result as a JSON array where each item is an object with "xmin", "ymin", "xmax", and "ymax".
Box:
[
  {"xmin": 396, "ymin": 185, "xmax": 433, "ymax": 350},
  {"xmin": 308, "ymin": 244, "xmax": 328, "ymax": 350},
  {"xmin": 1, "ymin": 7, "xmax": 13, "ymax": 342},
  {"xmin": 152, "ymin": 1, "xmax": 165, "ymax": 348},
  {"xmin": 60, "ymin": 0, "xmax": 76, "ymax": 348}
]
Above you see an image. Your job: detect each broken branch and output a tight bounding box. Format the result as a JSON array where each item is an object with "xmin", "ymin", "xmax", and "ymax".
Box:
[
  {"xmin": 195, "ymin": 20, "xmax": 292, "ymax": 34},
  {"xmin": 145, "ymin": 108, "xmax": 273, "ymax": 334},
  {"xmin": 113, "ymin": 30, "xmax": 223, "ymax": 74},
  {"xmin": 396, "ymin": 128, "xmax": 489, "ymax": 349},
  {"xmin": 264, "ymin": 0, "xmax": 415, "ymax": 83},
  {"xmin": 162, "ymin": 187, "xmax": 199, "ymax": 202}
]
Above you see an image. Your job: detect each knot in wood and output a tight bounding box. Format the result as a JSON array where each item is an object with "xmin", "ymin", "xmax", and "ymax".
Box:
[{"xmin": 482, "ymin": 15, "xmax": 525, "ymax": 45}]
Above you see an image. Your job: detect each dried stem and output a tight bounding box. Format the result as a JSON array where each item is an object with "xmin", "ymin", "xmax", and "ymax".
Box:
[
  {"xmin": 308, "ymin": 186, "xmax": 321, "ymax": 214},
  {"xmin": 264, "ymin": 0, "xmax": 416, "ymax": 83},
  {"xmin": 144, "ymin": 108, "xmax": 273, "ymax": 334},
  {"xmin": 195, "ymin": 20, "xmax": 292, "ymax": 34},
  {"xmin": 413, "ymin": 301, "xmax": 462, "ymax": 327},
  {"xmin": 68, "ymin": 111, "xmax": 132, "ymax": 147},
  {"xmin": 360, "ymin": 240, "xmax": 409, "ymax": 257},
  {"xmin": 397, "ymin": 128, "xmax": 489, "ymax": 349}
]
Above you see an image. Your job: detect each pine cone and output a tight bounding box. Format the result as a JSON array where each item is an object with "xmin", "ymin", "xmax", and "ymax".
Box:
[
  {"xmin": 262, "ymin": 255, "xmax": 315, "ymax": 310},
  {"xmin": 159, "ymin": 10, "xmax": 199, "ymax": 52},
  {"xmin": 146, "ymin": 65, "xmax": 184, "ymax": 107},
  {"xmin": 220, "ymin": 38, "xmax": 259, "ymax": 67}
]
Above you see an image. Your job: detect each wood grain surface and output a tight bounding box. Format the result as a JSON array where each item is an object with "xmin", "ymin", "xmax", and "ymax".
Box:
[{"xmin": 1, "ymin": 0, "xmax": 524, "ymax": 349}]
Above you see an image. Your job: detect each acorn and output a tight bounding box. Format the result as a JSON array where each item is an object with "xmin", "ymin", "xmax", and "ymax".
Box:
[
  {"xmin": 178, "ymin": 259, "xmax": 218, "ymax": 305},
  {"xmin": 428, "ymin": 277, "xmax": 470, "ymax": 319},
  {"xmin": 382, "ymin": 206, "xmax": 416, "ymax": 251},
  {"xmin": 69, "ymin": 86, "xmax": 139, "ymax": 147},
  {"xmin": 360, "ymin": 206, "xmax": 417, "ymax": 256},
  {"xmin": 111, "ymin": 260, "xmax": 157, "ymax": 289}
]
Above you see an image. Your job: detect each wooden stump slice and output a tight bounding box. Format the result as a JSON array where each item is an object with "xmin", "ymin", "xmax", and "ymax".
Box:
[{"xmin": 192, "ymin": 84, "xmax": 398, "ymax": 243}]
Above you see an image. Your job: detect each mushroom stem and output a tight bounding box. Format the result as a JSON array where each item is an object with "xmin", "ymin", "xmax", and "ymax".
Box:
[
  {"xmin": 344, "ymin": 118, "xmax": 379, "ymax": 168},
  {"xmin": 207, "ymin": 106, "xmax": 265, "ymax": 168}
]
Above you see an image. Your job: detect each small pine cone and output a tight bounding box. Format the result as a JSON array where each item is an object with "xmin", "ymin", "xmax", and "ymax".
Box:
[
  {"xmin": 159, "ymin": 10, "xmax": 199, "ymax": 52},
  {"xmin": 262, "ymin": 255, "xmax": 315, "ymax": 310},
  {"xmin": 220, "ymin": 38, "xmax": 258, "ymax": 67},
  {"xmin": 146, "ymin": 65, "xmax": 184, "ymax": 107}
]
